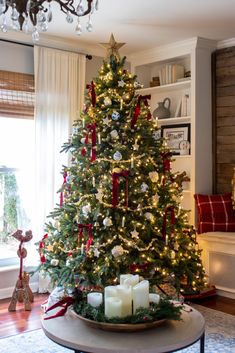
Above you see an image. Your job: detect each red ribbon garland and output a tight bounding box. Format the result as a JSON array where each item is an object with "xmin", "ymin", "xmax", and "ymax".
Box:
[
  {"xmin": 85, "ymin": 123, "xmax": 97, "ymax": 162},
  {"xmin": 131, "ymin": 95, "xmax": 152, "ymax": 128},
  {"xmin": 60, "ymin": 171, "xmax": 68, "ymax": 207},
  {"xmin": 162, "ymin": 206, "xmax": 175, "ymax": 243},
  {"xmin": 112, "ymin": 170, "xmax": 129, "ymax": 209},
  {"xmin": 86, "ymin": 81, "xmax": 96, "ymax": 107},
  {"xmin": 78, "ymin": 224, "xmax": 93, "ymax": 253},
  {"xmin": 160, "ymin": 152, "xmax": 171, "ymax": 174},
  {"xmin": 39, "ymin": 233, "xmax": 48, "ymax": 263},
  {"xmin": 44, "ymin": 296, "xmax": 74, "ymax": 320}
]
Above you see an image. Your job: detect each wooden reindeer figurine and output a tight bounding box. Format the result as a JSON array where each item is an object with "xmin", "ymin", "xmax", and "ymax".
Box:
[{"xmin": 8, "ymin": 230, "xmax": 34, "ymax": 312}]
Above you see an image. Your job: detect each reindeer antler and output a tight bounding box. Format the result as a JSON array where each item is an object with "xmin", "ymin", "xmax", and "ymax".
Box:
[{"xmin": 11, "ymin": 230, "xmax": 33, "ymax": 243}]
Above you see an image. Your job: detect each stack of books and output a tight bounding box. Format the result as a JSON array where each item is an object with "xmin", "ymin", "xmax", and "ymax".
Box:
[{"xmin": 159, "ymin": 64, "xmax": 185, "ymax": 85}]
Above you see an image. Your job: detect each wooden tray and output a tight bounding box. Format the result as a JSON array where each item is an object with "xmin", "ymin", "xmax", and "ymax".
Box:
[{"xmin": 70, "ymin": 310, "xmax": 166, "ymax": 332}]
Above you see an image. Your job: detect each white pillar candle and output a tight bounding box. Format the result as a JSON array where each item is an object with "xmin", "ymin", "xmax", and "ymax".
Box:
[
  {"xmin": 98, "ymin": 133, "xmax": 101, "ymax": 144},
  {"xmin": 92, "ymin": 177, "xmax": 95, "ymax": 187},
  {"xmin": 105, "ymin": 297, "xmax": 122, "ymax": 318},
  {"xmin": 149, "ymin": 293, "xmax": 160, "ymax": 305},
  {"xmin": 116, "ymin": 284, "xmax": 132, "ymax": 317},
  {"xmin": 87, "ymin": 292, "xmax": 103, "ymax": 307},
  {"xmin": 133, "ymin": 280, "xmax": 149, "ymax": 313},
  {"xmin": 120, "ymin": 274, "xmax": 132, "ymax": 285},
  {"xmin": 124, "ymin": 274, "xmax": 139, "ymax": 287},
  {"xmin": 104, "ymin": 285, "xmax": 117, "ymax": 298},
  {"xmin": 82, "ymin": 118, "xmax": 85, "ymax": 128}
]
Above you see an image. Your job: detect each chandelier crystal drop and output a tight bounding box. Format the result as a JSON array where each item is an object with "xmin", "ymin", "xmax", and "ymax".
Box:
[{"xmin": 0, "ymin": 0, "xmax": 99, "ymax": 41}]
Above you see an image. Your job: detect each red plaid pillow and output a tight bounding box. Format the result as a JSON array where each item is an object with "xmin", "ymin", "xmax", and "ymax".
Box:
[{"xmin": 194, "ymin": 193, "xmax": 235, "ymax": 234}]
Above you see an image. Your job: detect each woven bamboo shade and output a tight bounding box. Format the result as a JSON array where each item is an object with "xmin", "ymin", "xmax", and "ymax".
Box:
[{"xmin": 0, "ymin": 71, "xmax": 34, "ymax": 119}]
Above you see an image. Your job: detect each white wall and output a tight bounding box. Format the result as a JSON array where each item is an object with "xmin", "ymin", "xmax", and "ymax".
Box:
[
  {"xmin": 0, "ymin": 40, "xmax": 34, "ymax": 73},
  {"xmin": 0, "ymin": 40, "xmax": 102, "ymax": 299}
]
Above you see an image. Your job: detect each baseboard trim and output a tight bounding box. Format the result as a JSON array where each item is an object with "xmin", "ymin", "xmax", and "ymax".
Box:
[
  {"xmin": 0, "ymin": 281, "xmax": 39, "ymax": 300},
  {"xmin": 216, "ymin": 288, "xmax": 235, "ymax": 300}
]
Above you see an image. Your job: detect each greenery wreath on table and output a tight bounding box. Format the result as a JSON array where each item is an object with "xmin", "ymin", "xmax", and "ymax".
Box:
[{"xmin": 72, "ymin": 288, "xmax": 182, "ymax": 325}]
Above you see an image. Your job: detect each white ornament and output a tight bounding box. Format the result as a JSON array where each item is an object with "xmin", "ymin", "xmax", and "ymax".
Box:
[
  {"xmin": 113, "ymin": 151, "xmax": 122, "ymax": 161},
  {"xmin": 104, "ymin": 96, "xmax": 112, "ymax": 106},
  {"xmin": 134, "ymin": 81, "xmax": 142, "ymax": 88},
  {"xmin": 111, "ymin": 245, "xmax": 124, "ymax": 258},
  {"xmin": 141, "ymin": 182, "xmax": 148, "ymax": 192},
  {"xmin": 51, "ymin": 259, "xmax": 59, "ymax": 266},
  {"xmin": 73, "ymin": 127, "xmax": 79, "ymax": 134},
  {"xmin": 81, "ymin": 137, "xmax": 86, "ymax": 144},
  {"xmin": 174, "ymin": 242, "xmax": 179, "ymax": 251},
  {"xmin": 66, "ymin": 175, "xmax": 71, "ymax": 183},
  {"xmin": 118, "ymin": 80, "xmax": 125, "ymax": 87},
  {"xmin": 94, "ymin": 248, "xmax": 100, "ymax": 257},
  {"xmin": 103, "ymin": 116, "xmax": 110, "ymax": 126},
  {"xmin": 149, "ymin": 171, "xmax": 159, "ymax": 183},
  {"xmin": 153, "ymin": 130, "xmax": 161, "ymax": 140},
  {"xmin": 110, "ymin": 129, "xmax": 119, "ymax": 139},
  {"xmin": 133, "ymin": 140, "xmax": 139, "ymax": 151},
  {"xmin": 82, "ymin": 204, "xmax": 91, "ymax": 216},
  {"xmin": 66, "ymin": 259, "xmax": 73, "ymax": 266},
  {"xmin": 96, "ymin": 189, "xmax": 103, "ymax": 201},
  {"xmin": 112, "ymin": 111, "xmax": 120, "ymax": 120},
  {"xmin": 103, "ymin": 216, "xmax": 113, "ymax": 227},
  {"xmin": 144, "ymin": 212, "xmax": 154, "ymax": 221},
  {"xmin": 131, "ymin": 229, "xmax": 139, "ymax": 239},
  {"xmin": 152, "ymin": 194, "xmax": 159, "ymax": 205}
]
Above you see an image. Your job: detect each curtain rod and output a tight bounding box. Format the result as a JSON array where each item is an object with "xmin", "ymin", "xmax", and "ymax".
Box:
[{"xmin": 0, "ymin": 38, "xmax": 93, "ymax": 60}]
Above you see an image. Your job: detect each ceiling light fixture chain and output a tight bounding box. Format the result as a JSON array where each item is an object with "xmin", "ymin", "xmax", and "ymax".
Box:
[{"xmin": 0, "ymin": 0, "xmax": 99, "ymax": 41}]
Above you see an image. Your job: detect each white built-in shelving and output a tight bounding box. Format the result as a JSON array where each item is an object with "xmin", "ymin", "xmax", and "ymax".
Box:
[{"xmin": 130, "ymin": 37, "xmax": 217, "ymax": 224}]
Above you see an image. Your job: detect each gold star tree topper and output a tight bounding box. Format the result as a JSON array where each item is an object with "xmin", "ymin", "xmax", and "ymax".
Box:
[{"xmin": 100, "ymin": 33, "xmax": 125, "ymax": 60}]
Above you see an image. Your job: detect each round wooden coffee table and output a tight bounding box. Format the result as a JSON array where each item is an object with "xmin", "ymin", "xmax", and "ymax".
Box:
[{"xmin": 42, "ymin": 305, "xmax": 205, "ymax": 353}]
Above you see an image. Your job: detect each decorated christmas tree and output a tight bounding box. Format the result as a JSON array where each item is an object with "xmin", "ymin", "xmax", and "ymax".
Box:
[{"xmin": 38, "ymin": 35, "xmax": 207, "ymax": 299}]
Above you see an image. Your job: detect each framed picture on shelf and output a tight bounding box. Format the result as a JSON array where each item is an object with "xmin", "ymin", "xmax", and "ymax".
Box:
[{"xmin": 161, "ymin": 123, "xmax": 190, "ymax": 155}]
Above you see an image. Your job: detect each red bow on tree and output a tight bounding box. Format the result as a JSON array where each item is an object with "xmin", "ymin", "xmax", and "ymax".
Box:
[
  {"xmin": 160, "ymin": 152, "xmax": 172, "ymax": 174},
  {"xmin": 60, "ymin": 170, "xmax": 68, "ymax": 207},
  {"xmin": 162, "ymin": 206, "xmax": 175, "ymax": 244},
  {"xmin": 112, "ymin": 170, "xmax": 130, "ymax": 209},
  {"xmin": 86, "ymin": 80, "xmax": 96, "ymax": 107},
  {"xmin": 78, "ymin": 224, "xmax": 93, "ymax": 253},
  {"xmin": 131, "ymin": 95, "xmax": 152, "ymax": 128},
  {"xmin": 39, "ymin": 233, "xmax": 48, "ymax": 263},
  {"xmin": 85, "ymin": 123, "xmax": 97, "ymax": 162}
]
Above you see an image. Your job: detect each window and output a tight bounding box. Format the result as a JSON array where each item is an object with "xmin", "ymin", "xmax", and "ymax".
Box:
[{"xmin": 0, "ymin": 71, "xmax": 35, "ymax": 267}]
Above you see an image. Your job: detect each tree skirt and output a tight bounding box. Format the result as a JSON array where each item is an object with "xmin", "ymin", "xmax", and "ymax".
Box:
[{"xmin": 1, "ymin": 305, "xmax": 235, "ymax": 353}]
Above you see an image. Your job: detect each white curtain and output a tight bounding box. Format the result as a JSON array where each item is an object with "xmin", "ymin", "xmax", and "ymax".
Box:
[{"xmin": 30, "ymin": 46, "xmax": 86, "ymax": 270}]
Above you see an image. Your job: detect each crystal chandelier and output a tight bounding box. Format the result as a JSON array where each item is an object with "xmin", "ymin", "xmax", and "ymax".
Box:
[{"xmin": 0, "ymin": 0, "xmax": 99, "ymax": 41}]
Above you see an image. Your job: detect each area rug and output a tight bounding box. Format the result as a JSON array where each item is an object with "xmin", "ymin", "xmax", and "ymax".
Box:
[{"xmin": 1, "ymin": 305, "xmax": 235, "ymax": 353}]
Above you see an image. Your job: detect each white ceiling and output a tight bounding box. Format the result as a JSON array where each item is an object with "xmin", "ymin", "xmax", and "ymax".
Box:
[{"xmin": 1, "ymin": 0, "xmax": 235, "ymax": 56}]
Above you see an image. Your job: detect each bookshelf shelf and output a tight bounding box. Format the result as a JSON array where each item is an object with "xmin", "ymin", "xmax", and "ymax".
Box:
[
  {"xmin": 137, "ymin": 80, "xmax": 191, "ymax": 95},
  {"xmin": 157, "ymin": 116, "xmax": 191, "ymax": 124}
]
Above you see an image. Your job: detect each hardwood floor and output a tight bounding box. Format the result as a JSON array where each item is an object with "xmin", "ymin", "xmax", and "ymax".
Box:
[
  {"xmin": 0, "ymin": 293, "xmax": 234, "ymax": 339},
  {"xmin": 0, "ymin": 293, "xmax": 48, "ymax": 338},
  {"xmin": 189, "ymin": 295, "xmax": 235, "ymax": 316}
]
